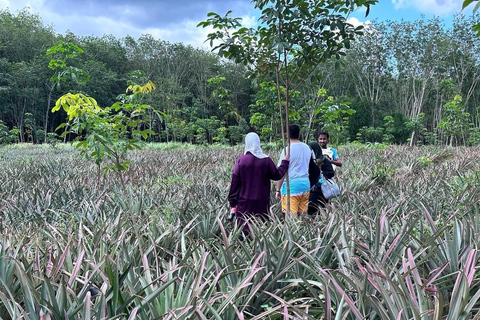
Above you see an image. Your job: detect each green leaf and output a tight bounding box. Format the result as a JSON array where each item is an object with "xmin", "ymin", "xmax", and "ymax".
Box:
[
  {"xmin": 462, "ymin": 0, "xmax": 476, "ymax": 9},
  {"xmin": 475, "ymin": 1, "xmax": 480, "ymax": 12}
]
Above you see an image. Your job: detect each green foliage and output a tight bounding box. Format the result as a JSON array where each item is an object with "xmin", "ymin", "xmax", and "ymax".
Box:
[
  {"xmin": 52, "ymin": 83, "xmax": 158, "ymax": 173},
  {"xmin": 382, "ymin": 115, "xmax": 395, "ymax": 144},
  {"xmin": 194, "ymin": 116, "xmax": 223, "ymax": 144},
  {"xmin": 198, "ymin": 0, "xmax": 377, "ymax": 77},
  {"xmin": 309, "ymin": 90, "xmax": 355, "ymax": 144},
  {"xmin": 0, "ymin": 120, "xmax": 18, "ymax": 144},
  {"xmin": 4, "ymin": 8, "xmax": 480, "ymax": 147},
  {"xmin": 405, "ymin": 112, "xmax": 427, "ymax": 146},
  {"xmin": 437, "ymin": 95, "xmax": 473, "ymax": 146},
  {"xmin": 462, "ymin": 0, "xmax": 480, "ymax": 35},
  {"xmin": 416, "ymin": 156, "xmax": 433, "ymax": 167},
  {"xmin": 357, "ymin": 126, "xmax": 384, "ymax": 143},
  {"xmin": 207, "ymin": 75, "xmax": 238, "ymax": 122},
  {"xmin": 227, "ymin": 118, "xmax": 250, "ymax": 144},
  {"xmin": 199, "ymin": 0, "xmax": 378, "ymax": 149},
  {"xmin": 47, "ymin": 40, "xmax": 90, "ymax": 89},
  {"xmin": 49, "ymin": 42, "xmax": 159, "ymax": 178},
  {"xmin": 249, "ymin": 81, "xmax": 296, "ymax": 141}
]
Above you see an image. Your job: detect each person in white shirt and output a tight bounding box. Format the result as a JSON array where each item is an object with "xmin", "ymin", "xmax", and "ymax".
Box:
[
  {"xmin": 317, "ymin": 130, "xmax": 342, "ymax": 170},
  {"xmin": 275, "ymin": 124, "xmax": 314, "ymax": 215}
]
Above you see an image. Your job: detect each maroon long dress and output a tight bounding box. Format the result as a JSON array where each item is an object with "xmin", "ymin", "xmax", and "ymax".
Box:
[{"xmin": 228, "ymin": 152, "xmax": 289, "ymax": 228}]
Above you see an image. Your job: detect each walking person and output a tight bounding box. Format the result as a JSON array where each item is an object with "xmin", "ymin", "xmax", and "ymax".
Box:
[
  {"xmin": 275, "ymin": 124, "xmax": 313, "ymax": 216},
  {"xmin": 307, "ymin": 141, "xmax": 335, "ymax": 215},
  {"xmin": 228, "ymin": 132, "xmax": 289, "ymax": 237},
  {"xmin": 317, "ymin": 130, "xmax": 342, "ymax": 170}
]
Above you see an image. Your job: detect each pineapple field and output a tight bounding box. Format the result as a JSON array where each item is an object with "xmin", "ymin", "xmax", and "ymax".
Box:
[{"xmin": 0, "ymin": 143, "xmax": 479, "ymax": 319}]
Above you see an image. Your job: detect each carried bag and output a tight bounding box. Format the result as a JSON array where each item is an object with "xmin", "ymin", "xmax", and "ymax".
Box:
[
  {"xmin": 308, "ymin": 157, "xmax": 320, "ymax": 188},
  {"xmin": 320, "ymin": 173, "xmax": 340, "ymax": 200}
]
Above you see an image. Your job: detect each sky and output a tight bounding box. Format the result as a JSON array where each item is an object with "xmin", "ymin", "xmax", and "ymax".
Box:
[{"xmin": 0, "ymin": 0, "xmax": 475, "ymax": 49}]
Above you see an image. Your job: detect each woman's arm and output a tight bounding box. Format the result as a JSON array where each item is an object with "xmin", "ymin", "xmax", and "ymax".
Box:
[
  {"xmin": 275, "ymin": 176, "xmax": 285, "ymax": 200},
  {"xmin": 228, "ymin": 160, "xmax": 241, "ymax": 208},
  {"xmin": 269, "ymin": 157, "xmax": 289, "ymax": 180}
]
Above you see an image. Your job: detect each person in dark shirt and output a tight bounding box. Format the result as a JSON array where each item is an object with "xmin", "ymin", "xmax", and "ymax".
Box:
[
  {"xmin": 307, "ymin": 141, "xmax": 335, "ymax": 215},
  {"xmin": 228, "ymin": 132, "xmax": 289, "ymax": 235}
]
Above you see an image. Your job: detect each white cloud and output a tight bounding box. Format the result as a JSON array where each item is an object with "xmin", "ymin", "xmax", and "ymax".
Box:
[
  {"xmin": 1, "ymin": 0, "xmax": 256, "ymax": 49},
  {"xmin": 347, "ymin": 17, "xmax": 369, "ymax": 27},
  {"xmin": 241, "ymin": 15, "xmax": 257, "ymax": 28},
  {"xmin": 391, "ymin": 0, "xmax": 463, "ymax": 16}
]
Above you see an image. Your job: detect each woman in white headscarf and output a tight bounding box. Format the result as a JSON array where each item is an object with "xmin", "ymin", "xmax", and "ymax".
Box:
[{"xmin": 228, "ymin": 132, "xmax": 289, "ymax": 234}]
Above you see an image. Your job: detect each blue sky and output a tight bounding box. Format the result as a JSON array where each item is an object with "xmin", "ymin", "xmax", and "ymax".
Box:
[
  {"xmin": 0, "ymin": 0, "xmax": 474, "ymax": 48},
  {"xmin": 351, "ymin": 0, "xmax": 468, "ymax": 26}
]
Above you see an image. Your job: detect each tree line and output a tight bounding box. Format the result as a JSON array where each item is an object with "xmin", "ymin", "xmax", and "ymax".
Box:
[{"xmin": 1, "ymin": 8, "xmax": 480, "ymax": 146}]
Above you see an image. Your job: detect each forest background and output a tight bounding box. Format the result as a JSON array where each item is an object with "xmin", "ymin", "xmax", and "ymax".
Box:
[{"xmin": 1, "ymin": 8, "xmax": 480, "ymax": 147}]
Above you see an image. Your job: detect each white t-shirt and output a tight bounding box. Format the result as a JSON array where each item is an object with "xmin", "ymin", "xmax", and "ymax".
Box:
[{"xmin": 278, "ymin": 142, "xmax": 313, "ymax": 179}]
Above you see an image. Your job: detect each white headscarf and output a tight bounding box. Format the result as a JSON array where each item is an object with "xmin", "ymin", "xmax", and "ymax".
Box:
[{"xmin": 244, "ymin": 132, "xmax": 268, "ymax": 159}]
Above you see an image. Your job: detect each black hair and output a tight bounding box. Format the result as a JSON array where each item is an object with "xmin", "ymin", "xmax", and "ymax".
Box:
[
  {"xmin": 289, "ymin": 124, "xmax": 300, "ymax": 139},
  {"xmin": 316, "ymin": 130, "xmax": 329, "ymax": 139}
]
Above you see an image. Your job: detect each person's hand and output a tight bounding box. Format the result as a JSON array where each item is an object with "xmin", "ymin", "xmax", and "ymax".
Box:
[
  {"xmin": 275, "ymin": 190, "xmax": 282, "ymax": 200},
  {"xmin": 228, "ymin": 207, "xmax": 236, "ymax": 221},
  {"xmin": 282, "ymin": 154, "xmax": 290, "ymax": 161}
]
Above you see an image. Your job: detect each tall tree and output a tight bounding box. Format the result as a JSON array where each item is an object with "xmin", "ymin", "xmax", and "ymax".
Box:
[
  {"xmin": 199, "ymin": 0, "xmax": 378, "ymax": 213},
  {"xmin": 0, "ymin": 9, "xmax": 56, "ymax": 142},
  {"xmin": 346, "ymin": 21, "xmax": 392, "ymax": 126},
  {"xmin": 199, "ymin": 0, "xmax": 378, "ymax": 148}
]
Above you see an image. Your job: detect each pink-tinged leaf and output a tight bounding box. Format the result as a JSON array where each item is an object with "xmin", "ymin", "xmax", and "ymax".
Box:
[
  {"xmin": 45, "ymin": 252, "xmax": 53, "ymax": 278},
  {"xmin": 382, "ymin": 234, "xmax": 401, "ymax": 264},
  {"xmin": 165, "ymin": 306, "xmax": 193, "ymax": 319},
  {"xmin": 128, "ymin": 307, "xmax": 138, "ymax": 320},
  {"xmin": 396, "ymin": 308, "xmax": 405, "ymax": 320},
  {"xmin": 364, "ymin": 261, "xmax": 387, "ymax": 279},
  {"xmin": 259, "ymin": 292, "xmax": 310, "ymax": 320},
  {"xmin": 195, "ymin": 252, "xmax": 209, "ymax": 290},
  {"xmin": 53, "ymin": 245, "xmax": 70, "ymax": 278},
  {"xmin": 86, "ymin": 260, "xmax": 110, "ymax": 285},
  {"xmin": 250, "ymin": 304, "xmax": 287, "ymax": 320},
  {"xmin": 420, "ymin": 201, "xmax": 436, "ymax": 233},
  {"xmin": 380, "ymin": 214, "xmax": 386, "ymax": 237},
  {"xmin": 142, "ymin": 253, "xmax": 157, "ymax": 290},
  {"xmin": 464, "ymin": 249, "xmax": 477, "ymax": 285},
  {"xmin": 449, "ymin": 271, "xmax": 464, "ymax": 307},
  {"xmin": 368, "ymin": 275, "xmax": 382, "ymax": 292},
  {"xmin": 230, "ymin": 302, "xmax": 244, "ymax": 320},
  {"xmin": 216, "ymin": 216, "xmax": 232, "ymax": 258},
  {"xmin": 325, "ymin": 279, "xmax": 331, "ymax": 320},
  {"xmin": 68, "ymin": 249, "xmax": 85, "ymax": 286},
  {"xmin": 403, "ymin": 258, "xmax": 419, "ymax": 309},
  {"xmin": 241, "ymin": 271, "xmax": 273, "ymax": 312},
  {"xmin": 432, "ymin": 295, "xmax": 442, "ymax": 320},
  {"xmin": 425, "ymin": 285, "xmax": 438, "ymax": 293},
  {"xmin": 407, "ymin": 248, "xmax": 423, "ymax": 286},
  {"xmin": 424, "ymin": 261, "xmax": 449, "ymax": 289},
  {"xmin": 83, "ymin": 291, "xmax": 91, "ymax": 319},
  {"xmin": 317, "ymin": 269, "xmax": 363, "ymax": 319},
  {"xmin": 353, "ymin": 257, "xmax": 367, "ymax": 275},
  {"xmin": 357, "ymin": 242, "xmax": 371, "ymax": 252}
]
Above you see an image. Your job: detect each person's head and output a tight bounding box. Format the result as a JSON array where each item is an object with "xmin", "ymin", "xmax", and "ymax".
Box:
[
  {"xmin": 289, "ymin": 124, "xmax": 300, "ymax": 140},
  {"xmin": 245, "ymin": 132, "xmax": 261, "ymax": 151},
  {"xmin": 316, "ymin": 130, "xmax": 329, "ymax": 148},
  {"xmin": 244, "ymin": 132, "xmax": 267, "ymax": 159}
]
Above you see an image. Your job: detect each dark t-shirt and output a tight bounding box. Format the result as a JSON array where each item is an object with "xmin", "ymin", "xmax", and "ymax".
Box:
[{"xmin": 228, "ymin": 152, "xmax": 288, "ymax": 215}]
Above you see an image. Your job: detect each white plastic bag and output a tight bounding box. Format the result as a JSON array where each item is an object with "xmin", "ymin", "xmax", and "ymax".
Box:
[{"xmin": 320, "ymin": 173, "xmax": 340, "ymax": 200}]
